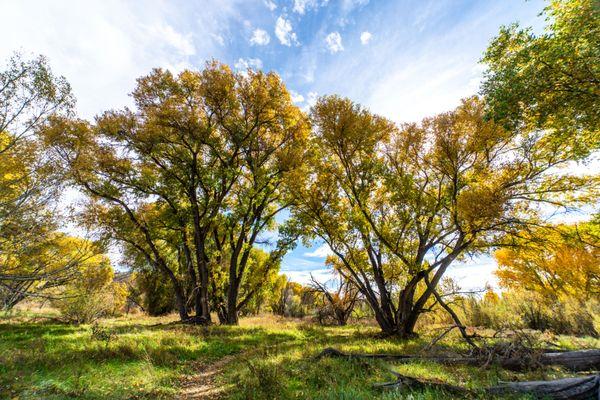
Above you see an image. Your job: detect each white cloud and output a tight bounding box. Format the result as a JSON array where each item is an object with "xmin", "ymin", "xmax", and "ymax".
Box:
[
  {"xmin": 360, "ymin": 31, "xmax": 372, "ymax": 45},
  {"xmin": 293, "ymin": 0, "xmax": 324, "ymax": 14},
  {"xmin": 304, "ymin": 243, "xmax": 333, "ymax": 258},
  {"xmin": 210, "ymin": 33, "xmax": 225, "ymax": 46},
  {"xmin": 306, "ymin": 91, "xmax": 318, "ymax": 104},
  {"xmin": 283, "ymin": 268, "xmax": 334, "ymax": 285},
  {"xmin": 301, "ymin": 91, "xmax": 318, "ymax": 112},
  {"xmin": 0, "ymin": 0, "xmax": 235, "ymax": 120},
  {"xmin": 341, "ymin": 0, "xmax": 369, "ymax": 13},
  {"xmin": 325, "ymin": 31, "xmax": 343, "ymax": 53},
  {"xmin": 446, "ymin": 256, "xmax": 499, "ymax": 291},
  {"xmin": 264, "ymin": 0, "xmax": 277, "ymax": 11},
  {"xmin": 148, "ymin": 23, "xmax": 195, "ymax": 56},
  {"xmin": 275, "ymin": 16, "xmax": 298, "ymax": 46},
  {"xmin": 234, "ymin": 57, "xmax": 263, "ymax": 71},
  {"xmin": 289, "ymin": 90, "xmax": 305, "ymax": 103},
  {"xmin": 250, "ymin": 28, "xmax": 270, "ymax": 45}
]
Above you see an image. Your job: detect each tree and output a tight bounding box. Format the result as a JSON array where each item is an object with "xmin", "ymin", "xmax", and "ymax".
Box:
[
  {"xmin": 288, "ymin": 95, "xmax": 589, "ymax": 337},
  {"xmin": 206, "ymin": 70, "xmax": 308, "ymax": 323},
  {"xmin": 310, "ymin": 272, "xmax": 359, "ymax": 326},
  {"xmin": 0, "ymin": 54, "xmax": 74, "ymax": 308},
  {"xmin": 0, "ymin": 53, "xmax": 73, "ymax": 154},
  {"xmin": 210, "ymin": 247, "xmax": 285, "ymax": 322},
  {"xmin": 481, "ymin": 0, "xmax": 600, "ymax": 157},
  {"xmin": 44, "ymin": 62, "xmax": 307, "ymax": 323},
  {"xmin": 1, "ymin": 233, "xmax": 110, "ymax": 310},
  {"xmin": 50, "ymin": 237, "xmax": 127, "ymax": 323},
  {"xmin": 495, "ymin": 222, "xmax": 600, "ymax": 302}
]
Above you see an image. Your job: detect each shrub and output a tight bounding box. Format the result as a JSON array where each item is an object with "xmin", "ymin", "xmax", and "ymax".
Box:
[
  {"xmin": 462, "ymin": 289, "xmax": 599, "ymax": 337},
  {"xmin": 52, "ymin": 255, "xmax": 127, "ymax": 324},
  {"xmin": 55, "ymin": 281, "xmax": 127, "ymax": 324},
  {"xmin": 135, "ymin": 270, "xmax": 177, "ymax": 316}
]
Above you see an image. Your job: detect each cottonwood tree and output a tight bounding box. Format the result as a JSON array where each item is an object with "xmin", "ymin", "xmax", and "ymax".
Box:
[
  {"xmin": 288, "ymin": 95, "xmax": 590, "ymax": 337},
  {"xmin": 206, "ymin": 73, "xmax": 308, "ymax": 323},
  {"xmin": 44, "ymin": 62, "xmax": 306, "ymax": 323},
  {"xmin": 0, "ymin": 233, "xmax": 106, "ymax": 310},
  {"xmin": 495, "ymin": 222, "xmax": 600, "ymax": 302},
  {"xmin": 0, "ymin": 54, "xmax": 74, "ymax": 307},
  {"xmin": 482, "ymin": 0, "xmax": 599, "ymax": 157}
]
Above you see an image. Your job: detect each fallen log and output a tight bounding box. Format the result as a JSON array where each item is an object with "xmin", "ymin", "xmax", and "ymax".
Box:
[
  {"xmin": 316, "ymin": 347, "xmax": 414, "ymax": 361},
  {"xmin": 375, "ymin": 373, "xmax": 600, "ymax": 400},
  {"xmin": 316, "ymin": 347, "xmax": 600, "ymax": 371},
  {"xmin": 374, "ymin": 371, "xmax": 473, "ymax": 396},
  {"xmin": 489, "ymin": 375, "xmax": 600, "ymax": 400},
  {"xmin": 540, "ymin": 350, "xmax": 600, "ymax": 372}
]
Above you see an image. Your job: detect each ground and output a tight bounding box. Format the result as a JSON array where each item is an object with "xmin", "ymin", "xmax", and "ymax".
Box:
[{"xmin": 1, "ymin": 310, "xmax": 598, "ymax": 399}]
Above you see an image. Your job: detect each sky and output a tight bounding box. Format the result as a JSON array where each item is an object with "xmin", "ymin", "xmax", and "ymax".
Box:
[{"xmin": 1, "ymin": 0, "xmax": 557, "ymax": 291}]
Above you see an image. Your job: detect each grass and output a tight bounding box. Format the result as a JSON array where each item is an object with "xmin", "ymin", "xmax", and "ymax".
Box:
[{"xmin": 0, "ymin": 311, "xmax": 598, "ymax": 399}]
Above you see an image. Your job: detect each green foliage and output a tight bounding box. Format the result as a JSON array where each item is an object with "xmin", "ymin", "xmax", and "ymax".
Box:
[
  {"xmin": 462, "ymin": 289, "xmax": 600, "ymax": 337},
  {"xmin": 50, "ymin": 238, "xmax": 127, "ymax": 324},
  {"xmin": 0, "ymin": 53, "xmax": 74, "ymax": 309},
  {"xmin": 135, "ymin": 269, "xmax": 178, "ymax": 316},
  {"xmin": 481, "ymin": 0, "xmax": 600, "ymax": 157}
]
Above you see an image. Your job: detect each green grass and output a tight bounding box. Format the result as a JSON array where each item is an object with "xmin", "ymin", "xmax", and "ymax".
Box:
[{"xmin": 0, "ymin": 312, "xmax": 598, "ymax": 399}]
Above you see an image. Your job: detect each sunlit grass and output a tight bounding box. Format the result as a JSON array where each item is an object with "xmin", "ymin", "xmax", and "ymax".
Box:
[{"xmin": 1, "ymin": 311, "xmax": 597, "ymax": 399}]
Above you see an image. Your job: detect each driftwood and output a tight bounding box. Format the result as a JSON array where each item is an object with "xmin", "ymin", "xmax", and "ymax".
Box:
[
  {"xmin": 375, "ymin": 372, "xmax": 600, "ymax": 400},
  {"xmin": 539, "ymin": 350, "xmax": 600, "ymax": 372},
  {"xmin": 489, "ymin": 375, "xmax": 600, "ymax": 400},
  {"xmin": 316, "ymin": 347, "xmax": 600, "ymax": 371}
]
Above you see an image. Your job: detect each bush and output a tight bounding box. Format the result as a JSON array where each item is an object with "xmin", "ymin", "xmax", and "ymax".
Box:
[
  {"xmin": 52, "ymin": 255, "xmax": 127, "ymax": 324},
  {"xmin": 135, "ymin": 270, "xmax": 177, "ymax": 316},
  {"xmin": 55, "ymin": 282, "xmax": 127, "ymax": 324},
  {"xmin": 462, "ymin": 289, "xmax": 599, "ymax": 337}
]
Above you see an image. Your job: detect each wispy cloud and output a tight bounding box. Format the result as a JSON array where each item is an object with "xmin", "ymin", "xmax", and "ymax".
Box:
[
  {"xmin": 325, "ymin": 32, "xmax": 343, "ymax": 53},
  {"xmin": 234, "ymin": 57, "xmax": 263, "ymax": 71},
  {"xmin": 264, "ymin": 0, "xmax": 277, "ymax": 11},
  {"xmin": 360, "ymin": 31, "xmax": 372, "ymax": 45},
  {"xmin": 304, "ymin": 243, "xmax": 333, "ymax": 258},
  {"xmin": 250, "ymin": 28, "xmax": 270, "ymax": 45},
  {"xmin": 293, "ymin": 0, "xmax": 327, "ymax": 15},
  {"xmin": 0, "ymin": 0, "xmax": 236, "ymax": 119},
  {"xmin": 275, "ymin": 15, "xmax": 299, "ymax": 46}
]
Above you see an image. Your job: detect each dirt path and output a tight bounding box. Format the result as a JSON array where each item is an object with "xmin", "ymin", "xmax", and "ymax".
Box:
[{"xmin": 179, "ymin": 354, "xmax": 236, "ymax": 400}]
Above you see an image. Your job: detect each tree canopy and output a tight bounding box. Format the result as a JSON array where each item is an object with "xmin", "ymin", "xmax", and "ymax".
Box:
[
  {"xmin": 287, "ymin": 95, "xmax": 590, "ymax": 336},
  {"xmin": 481, "ymin": 0, "xmax": 600, "ymax": 157}
]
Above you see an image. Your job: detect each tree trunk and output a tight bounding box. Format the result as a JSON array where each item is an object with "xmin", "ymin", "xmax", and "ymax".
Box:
[
  {"xmin": 188, "ymin": 187, "xmax": 212, "ymax": 324},
  {"xmin": 224, "ymin": 287, "xmax": 239, "ymax": 325},
  {"xmin": 173, "ymin": 285, "xmax": 189, "ymax": 321}
]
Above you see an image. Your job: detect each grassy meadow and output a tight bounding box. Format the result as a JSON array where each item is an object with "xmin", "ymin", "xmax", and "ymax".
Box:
[{"xmin": 1, "ymin": 309, "xmax": 598, "ymax": 400}]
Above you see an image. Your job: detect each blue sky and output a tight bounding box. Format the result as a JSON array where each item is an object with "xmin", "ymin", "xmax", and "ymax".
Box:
[{"xmin": 1, "ymin": 0, "xmax": 553, "ymax": 290}]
